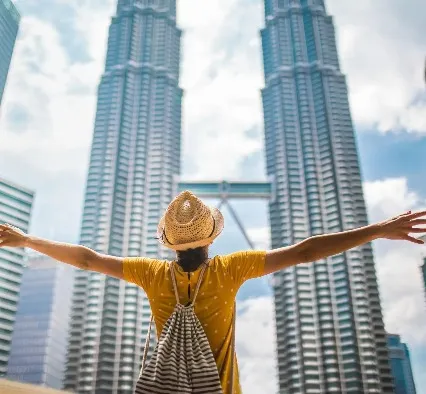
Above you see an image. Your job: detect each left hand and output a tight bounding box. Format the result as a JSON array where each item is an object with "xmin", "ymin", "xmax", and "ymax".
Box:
[
  {"xmin": 377, "ymin": 210, "xmax": 426, "ymax": 244},
  {"xmin": 0, "ymin": 223, "xmax": 28, "ymax": 247}
]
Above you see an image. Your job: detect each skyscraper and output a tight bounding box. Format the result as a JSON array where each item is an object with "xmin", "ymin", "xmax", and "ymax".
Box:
[
  {"xmin": 7, "ymin": 255, "xmax": 74, "ymax": 389},
  {"xmin": 261, "ymin": 0, "xmax": 393, "ymax": 392},
  {"xmin": 387, "ymin": 334, "xmax": 417, "ymax": 394},
  {"xmin": 0, "ymin": 177, "xmax": 34, "ymax": 375},
  {"xmin": 0, "ymin": 0, "xmax": 20, "ymax": 108},
  {"xmin": 64, "ymin": 1, "xmax": 182, "ymax": 392}
]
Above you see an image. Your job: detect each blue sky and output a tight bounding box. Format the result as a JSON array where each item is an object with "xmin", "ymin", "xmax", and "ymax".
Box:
[
  {"xmin": 1, "ymin": 0, "xmax": 426, "ymax": 392},
  {"xmin": 358, "ymin": 130, "xmax": 426, "ymax": 196}
]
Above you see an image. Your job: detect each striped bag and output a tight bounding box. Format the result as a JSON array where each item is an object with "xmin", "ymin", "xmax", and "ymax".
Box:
[{"xmin": 135, "ymin": 262, "xmax": 235, "ymax": 394}]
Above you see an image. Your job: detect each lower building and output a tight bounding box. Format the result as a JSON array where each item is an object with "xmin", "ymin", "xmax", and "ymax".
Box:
[
  {"xmin": 6, "ymin": 255, "xmax": 74, "ymax": 389},
  {"xmin": 387, "ymin": 334, "xmax": 417, "ymax": 394},
  {"xmin": 0, "ymin": 177, "xmax": 34, "ymax": 375}
]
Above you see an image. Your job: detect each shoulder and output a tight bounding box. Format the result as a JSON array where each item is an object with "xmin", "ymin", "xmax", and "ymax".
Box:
[
  {"xmin": 123, "ymin": 257, "xmax": 169, "ymax": 278},
  {"xmin": 124, "ymin": 256, "xmax": 168, "ymax": 267},
  {"xmin": 216, "ymin": 251, "xmax": 267, "ymax": 280},
  {"xmin": 217, "ymin": 250, "xmax": 267, "ymax": 263},
  {"xmin": 210, "ymin": 251, "xmax": 266, "ymax": 270},
  {"xmin": 123, "ymin": 257, "xmax": 171, "ymax": 291}
]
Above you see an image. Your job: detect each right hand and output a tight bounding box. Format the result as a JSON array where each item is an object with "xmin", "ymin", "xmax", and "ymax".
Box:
[
  {"xmin": 0, "ymin": 224, "xmax": 28, "ymax": 248},
  {"xmin": 376, "ymin": 210, "xmax": 426, "ymax": 244}
]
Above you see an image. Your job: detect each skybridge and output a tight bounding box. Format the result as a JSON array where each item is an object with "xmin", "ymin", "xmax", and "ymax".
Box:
[{"xmin": 175, "ymin": 179, "xmax": 275, "ymax": 201}]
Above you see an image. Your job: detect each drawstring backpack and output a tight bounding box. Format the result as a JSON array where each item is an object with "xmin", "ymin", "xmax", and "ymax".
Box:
[{"xmin": 135, "ymin": 262, "xmax": 236, "ymax": 394}]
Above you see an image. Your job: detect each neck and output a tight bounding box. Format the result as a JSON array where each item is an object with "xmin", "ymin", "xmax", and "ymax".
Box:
[
  {"xmin": 177, "ymin": 259, "xmax": 207, "ymax": 272},
  {"xmin": 176, "ymin": 247, "xmax": 209, "ymax": 272}
]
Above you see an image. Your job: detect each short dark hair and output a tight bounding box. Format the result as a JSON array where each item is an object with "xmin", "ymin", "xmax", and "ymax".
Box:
[{"xmin": 176, "ymin": 247, "xmax": 209, "ymax": 272}]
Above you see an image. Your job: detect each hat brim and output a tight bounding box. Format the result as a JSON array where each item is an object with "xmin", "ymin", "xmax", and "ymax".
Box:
[{"xmin": 157, "ymin": 207, "xmax": 224, "ymax": 251}]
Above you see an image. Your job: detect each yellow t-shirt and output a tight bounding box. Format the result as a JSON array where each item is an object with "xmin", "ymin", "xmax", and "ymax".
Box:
[{"xmin": 123, "ymin": 250, "xmax": 266, "ymax": 394}]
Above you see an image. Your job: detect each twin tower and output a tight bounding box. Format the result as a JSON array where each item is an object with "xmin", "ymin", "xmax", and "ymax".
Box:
[{"xmin": 65, "ymin": 1, "xmax": 394, "ymax": 393}]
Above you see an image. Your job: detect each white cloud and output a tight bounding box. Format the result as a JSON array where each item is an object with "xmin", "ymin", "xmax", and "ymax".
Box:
[
  {"xmin": 179, "ymin": 0, "xmax": 264, "ymax": 179},
  {"xmin": 363, "ymin": 177, "xmax": 426, "ymax": 390},
  {"xmin": 363, "ymin": 177, "xmax": 422, "ymax": 222},
  {"xmin": 236, "ymin": 296, "xmax": 277, "ymax": 394},
  {"xmin": 363, "ymin": 178, "xmax": 426, "ymax": 346},
  {"xmin": 1, "ymin": 4, "xmax": 113, "ymax": 164},
  {"xmin": 247, "ymin": 226, "xmax": 270, "ymax": 250},
  {"xmin": 328, "ymin": 0, "xmax": 426, "ymax": 134},
  {"xmin": 69, "ymin": 0, "xmax": 115, "ymax": 63},
  {"xmin": 0, "ymin": 5, "xmax": 113, "ymax": 240}
]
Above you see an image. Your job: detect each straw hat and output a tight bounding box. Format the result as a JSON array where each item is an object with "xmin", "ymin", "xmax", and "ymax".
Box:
[{"xmin": 157, "ymin": 191, "xmax": 224, "ymax": 251}]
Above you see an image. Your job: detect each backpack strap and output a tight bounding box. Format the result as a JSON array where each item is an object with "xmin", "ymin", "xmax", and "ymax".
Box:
[
  {"xmin": 169, "ymin": 262, "xmax": 181, "ymax": 305},
  {"xmin": 140, "ymin": 314, "xmax": 153, "ymax": 376},
  {"xmin": 191, "ymin": 262, "xmax": 236, "ymax": 392},
  {"xmin": 190, "ymin": 263, "xmax": 208, "ymax": 306}
]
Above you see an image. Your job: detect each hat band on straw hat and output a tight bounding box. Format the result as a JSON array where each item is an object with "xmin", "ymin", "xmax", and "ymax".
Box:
[{"xmin": 161, "ymin": 216, "xmax": 217, "ymax": 248}]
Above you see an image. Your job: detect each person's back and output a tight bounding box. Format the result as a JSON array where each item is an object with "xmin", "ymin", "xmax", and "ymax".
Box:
[{"xmin": 124, "ymin": 251, "xmax": 266, "ymax": 392}]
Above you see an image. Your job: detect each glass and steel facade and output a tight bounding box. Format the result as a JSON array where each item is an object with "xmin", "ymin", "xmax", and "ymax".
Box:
[
  {"xmin": 0, "ymin": 0, "xmax": 19, "ymax": 108},
  {"xmin": 64, "ymin": 1, "xmax": 182, "ymax": 392},
  {"xmin": 261, "ymin": 0, "xmax": 393, "ymax": 392},
  {"xmin": 6, "ymin": 255, "xmax": 74, "ymax": 389},
  {"xmin": 0, "ymin": 177, "xmax": 33, "ymax": 376},
  {"xmin": 387, "ymin": 334, "xmax": 417, "ymax": 394}
]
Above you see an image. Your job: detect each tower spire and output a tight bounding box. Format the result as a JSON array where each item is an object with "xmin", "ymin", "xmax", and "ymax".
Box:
[
  {"xmin": 264, "ymin": 0, "xmax": 326, "ymax": 18},
  {"xmin": 116, "ymin": 0, "xmax": 176, "ymax": 17}
]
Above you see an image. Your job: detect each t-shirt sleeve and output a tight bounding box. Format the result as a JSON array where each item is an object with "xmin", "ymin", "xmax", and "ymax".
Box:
[
  {"xmin": 122, "ymin": 257, "xmax": 163, "ymax": 292},
  {"xmin": 223, "ymin": 250, "xmax": 266, "ymax": 289}
]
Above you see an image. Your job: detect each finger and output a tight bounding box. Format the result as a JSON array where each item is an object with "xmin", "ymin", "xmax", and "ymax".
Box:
[
  {"xmin": 407, "ymin": 219, "xmax": 426, "ymax": 226},
  {"xmin": 400, "ymin": 210, "xmax": 412, "ymax": 216},
  {"xmin": 0, "ymin": 224, "xmax": 19, "ymax": 233},
  {"xmin": 406, "ymin": 227, "xmax": 426, "ymax": 233},
  {"xmin": 401, "ymin": 234, "xmax": 425, "ymax": 244},
  {"xmin": 408, "ymin": 230, "xmax": 426, "ymax": 236},
  {"xmin": 393, "ymin": 211, "xmax": 412, "ymax": 221},
  {"xmin": 407, "ymin": 210, "xmax": 426, "ymax": 220}
]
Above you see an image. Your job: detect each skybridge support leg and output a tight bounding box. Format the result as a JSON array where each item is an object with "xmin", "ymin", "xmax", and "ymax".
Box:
[{"xmin": 218, "ymin": 198, "xmax": 255, "ymax": 250}]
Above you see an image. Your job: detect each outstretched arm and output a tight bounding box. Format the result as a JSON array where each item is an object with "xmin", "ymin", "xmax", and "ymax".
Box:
[
  {"xmin": 264, "ymin": 210, "xmax": 426, "ymax": 275},
  {"xmin": 0, "ymin": 224, "xmax": 123, "ymax": 279}
]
